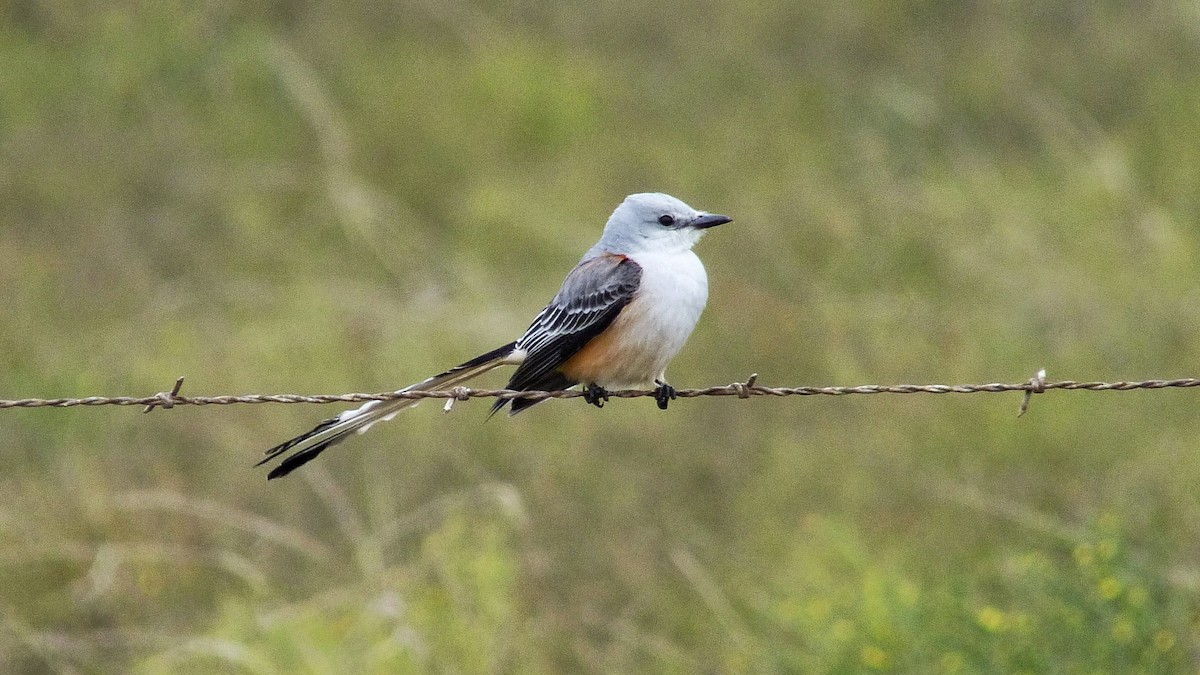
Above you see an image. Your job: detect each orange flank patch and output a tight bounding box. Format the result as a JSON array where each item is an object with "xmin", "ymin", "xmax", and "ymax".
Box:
[
  {"xmin": 558, "ymin": 294, "xmax": 657, "ymax": 387},
  {"xmin": 559, "ymin": 325, "xmax": 626, "ymax": 383}
]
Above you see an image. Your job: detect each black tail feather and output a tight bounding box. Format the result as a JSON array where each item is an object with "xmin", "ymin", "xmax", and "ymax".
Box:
[
  {"xmin": 260, "ymin": 416, "xmax": 359, "ymax": 479},
  {"xmin": 453, "ymin": 341, "xmax": 518, "ymax": 372},
  {"xmin": 256, "ymin": 416, "xmax": 340, "ymax": 467},
  {"xmin": 259, "ymin": 342, "xmax": 520, "ymax": 480},
  {"xmin": 267, "ymin": 436, "xmax": 343, "ymax": 479},
  {"xmin": 490, "ymin": 372, "xmax": 574, "ymax": 417},
  {"xmin": 259, "ymin": 417, "xmax": 358, "ymax": 480}
]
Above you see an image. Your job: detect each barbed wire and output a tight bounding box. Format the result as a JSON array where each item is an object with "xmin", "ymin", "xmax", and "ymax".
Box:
[{"xmin": 2, "ymin": 372, "xmax": 1199, "ymax": 416}]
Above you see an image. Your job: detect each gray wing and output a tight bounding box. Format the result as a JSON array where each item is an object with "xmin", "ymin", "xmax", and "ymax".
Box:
[{"xmin": 493, "ymin": 253, "xmax": 642, "ymax": 413}]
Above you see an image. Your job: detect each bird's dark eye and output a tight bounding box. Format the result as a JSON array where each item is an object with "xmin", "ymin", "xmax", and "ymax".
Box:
[{"xmin": 658, "ymin": 214, "xmax": 675, "ymax": 226}]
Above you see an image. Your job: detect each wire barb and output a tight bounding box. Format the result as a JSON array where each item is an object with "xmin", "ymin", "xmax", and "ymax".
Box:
[
  {"xmin": 731, "ymin": 373, "xmax": 759, "ymax": 399},
  {"xmin": 443, "ymin": 386, "xmax": 472, "ymax": 413},
  {"xmin": 1018, "ymin": 368, "xmax": 1047, "ymax": 418},
  {"xmin": 143, "ymin": 376, "xmax": 186, "ymax": 413}
]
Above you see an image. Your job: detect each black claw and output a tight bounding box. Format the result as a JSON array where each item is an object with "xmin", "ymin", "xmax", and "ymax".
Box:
[
  {"xmin": 654, "ymin": 380, "xmax": 677, "ymax": 410},
  {"xmin": 583, "ymin": 383, "xmax": 610, "ymax": 408}
]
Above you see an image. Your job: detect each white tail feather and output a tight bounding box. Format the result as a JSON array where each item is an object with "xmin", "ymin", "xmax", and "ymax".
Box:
[{"xmin": 302, "ymin": 357, "xmax": 511, "ymax": 450}]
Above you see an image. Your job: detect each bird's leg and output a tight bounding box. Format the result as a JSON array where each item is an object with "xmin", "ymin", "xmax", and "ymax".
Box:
[
  {"xmin": 653, "ymin": 379, "xmax": 677, "ymax": 410},
  {"xmin": 583, "ymin": 383, "xmax": 610, "ymax": 408}
]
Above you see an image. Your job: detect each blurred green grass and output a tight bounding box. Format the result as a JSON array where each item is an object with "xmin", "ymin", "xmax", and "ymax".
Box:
[{"xmin": 3, "ymin": 0, "xmax": 1200, "ymax": 672}]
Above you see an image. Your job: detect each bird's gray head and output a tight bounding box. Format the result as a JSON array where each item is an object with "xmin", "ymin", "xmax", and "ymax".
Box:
[{"xmin": 590, "ymin": 193, "xmax": 732, "ymax": 256}]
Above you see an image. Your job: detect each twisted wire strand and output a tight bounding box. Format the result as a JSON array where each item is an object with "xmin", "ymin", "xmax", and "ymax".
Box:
[{"xmin": 2, "ymin": 377, "xmax": 1199, "ymax": 410}]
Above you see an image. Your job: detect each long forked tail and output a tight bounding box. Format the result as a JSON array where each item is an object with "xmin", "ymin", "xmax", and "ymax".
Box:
[{"xmin": 258, "ymin": 342, "xmax": 519, "ymax": 480}]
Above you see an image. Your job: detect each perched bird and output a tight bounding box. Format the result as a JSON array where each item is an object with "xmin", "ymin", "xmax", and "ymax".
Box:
[{"xmin": 259, "ymin": 192, "xmax": 731, "ymax": 479}]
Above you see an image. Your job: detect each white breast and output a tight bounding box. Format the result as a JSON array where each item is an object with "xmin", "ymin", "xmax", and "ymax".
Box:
[{"xmin": 594, "ymin": 249, "xmax": 708, "ymax": 388}]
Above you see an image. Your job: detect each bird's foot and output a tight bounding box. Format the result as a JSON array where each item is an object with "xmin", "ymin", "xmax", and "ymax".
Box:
[
  {"xmin": 654, "ymin": 380, "xmax": 677, "ymax": 410},
  {"xmin": 583, "ymin": 383, "xmax": 610, "ymax": 408}
]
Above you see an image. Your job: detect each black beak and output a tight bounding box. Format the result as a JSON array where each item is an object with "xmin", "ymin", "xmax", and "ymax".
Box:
[{"xmin": 690, "ymin": 213, "xmax": 733, "ymax": 229}]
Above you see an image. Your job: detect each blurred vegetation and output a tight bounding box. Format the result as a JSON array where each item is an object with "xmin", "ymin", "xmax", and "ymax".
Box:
[{"xmin": 3, "ymin": 0, "xmax": 1200, "ymax": 672}]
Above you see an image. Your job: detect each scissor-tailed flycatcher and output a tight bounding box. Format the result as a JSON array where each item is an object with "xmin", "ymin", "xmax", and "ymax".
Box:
[{"xmin": 259, "ymin": 193, "xmax": 731, "ymax": 479}]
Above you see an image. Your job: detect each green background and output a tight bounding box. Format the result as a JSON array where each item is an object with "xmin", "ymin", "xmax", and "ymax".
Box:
[{"xmin": 3, "ymin": 1, "xmax": 1199, "ymax": 672}]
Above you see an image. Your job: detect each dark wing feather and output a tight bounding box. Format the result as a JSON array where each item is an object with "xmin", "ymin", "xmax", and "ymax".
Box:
[{"xmin": 491, "ymin": 254, "xmax": 642, "ymax": 415}]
